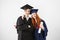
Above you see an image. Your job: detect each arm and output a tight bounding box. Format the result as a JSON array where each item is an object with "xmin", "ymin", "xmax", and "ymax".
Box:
[
  {"xmin": 40, "ymin": 22, "xmax": 45, "ymax": 30},
  {"xmin": 41, "ymin": 20, "xmax": 48, "ymax": 37},
  {"xmin": 16, "ymin": 16, "xmax": 28, "ymax": 31}
]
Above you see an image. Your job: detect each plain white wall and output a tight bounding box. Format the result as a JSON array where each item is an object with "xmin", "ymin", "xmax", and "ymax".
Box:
[{"xmin": 0, "ymin": 0, "xmax": 60, "ymax": 40}]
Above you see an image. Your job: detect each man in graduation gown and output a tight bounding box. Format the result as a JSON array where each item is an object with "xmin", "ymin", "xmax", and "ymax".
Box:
[{"xmin": 16, "ymin": 4, "xmax": 35, "ymax": 40}]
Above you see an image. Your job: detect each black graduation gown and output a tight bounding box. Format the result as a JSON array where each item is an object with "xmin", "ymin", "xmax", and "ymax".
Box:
[{"xmin": 16, "ymin": 16, "xmax": 35, "ymax": 40}]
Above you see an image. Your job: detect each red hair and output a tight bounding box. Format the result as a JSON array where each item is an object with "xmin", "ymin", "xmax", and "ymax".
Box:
[{"xmin": 32, "ymin": 14, "xmax": 41, "ymax": 28}]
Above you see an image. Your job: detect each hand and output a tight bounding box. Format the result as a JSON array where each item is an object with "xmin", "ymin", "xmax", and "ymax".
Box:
[
  {"xmin": 29, "ymin": 15, "xmax": 32, "ymax": 18},
  {"xmin": 40, "ymin": 22, "xmax": 45, "ymax": 30},
  {"xmin": 28, "ymin": 25, "xmax": 31, "ymax": 28},
  {"xmin": 34, "ymin": 18, "xmax": 37, "ymax": 23},
  {"xmin": 14, "ymin": 25, "xmax": 16, "ymax": 28},
  {"xmin": 22, "ymin": 15, "xmax": 24, "ymax": 19},
  {"xmin": 38, "ymin": 28, "xmax": 41, "ymax": 33}
]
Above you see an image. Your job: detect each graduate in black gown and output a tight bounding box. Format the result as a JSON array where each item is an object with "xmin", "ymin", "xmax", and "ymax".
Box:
[
  {"xmin": 16, "ymin": 4, "xmax": 35, "ymax": 40},
  {"xmin": 30, "ymin": 9, "xmax": 48, "ymax": 40}
]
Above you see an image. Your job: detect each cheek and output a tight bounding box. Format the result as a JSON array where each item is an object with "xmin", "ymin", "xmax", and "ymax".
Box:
[
  {"xmin": 32, "ymin": 15, "xmax": 35, "ymax": 18},
  {"xmin": 28, "ymin": 11, "xmax": 30, "ymax": 13},
  {"xmin": 33, "ymin": 14, "xmax": 36, "ymax": 17},
  {"xmin": 32, "ymin": 13, "xmax": 36, "ymax": 17},
  {"xmin": 27, "ymin": 11, "xmax": 30, "ymax": 14},
  {"xmin": 35, "ymin": 15, "xmax": 36, "ymax": 17},
  {"xmin": 25, "ymin": 10, "xmax": 30, "ymax": 14}
]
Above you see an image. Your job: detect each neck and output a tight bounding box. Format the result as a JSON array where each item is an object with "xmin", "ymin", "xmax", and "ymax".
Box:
[{"xmin": 25, "ymin": 14, "xmax": 29, "ymax": 17}]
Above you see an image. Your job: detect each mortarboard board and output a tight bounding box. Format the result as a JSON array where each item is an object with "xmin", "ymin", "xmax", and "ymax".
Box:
[
  {"xmin": 21, "ymin": 4, "xmax": 33, "ymax": 10},
  {"xmin": 30, "ymin": 9, "xmax": 38, "ymax": 14}
]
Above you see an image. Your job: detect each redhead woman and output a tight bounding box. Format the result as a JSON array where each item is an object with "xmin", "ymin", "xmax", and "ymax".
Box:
[{"xmin": 30, "ymin": 9, "xmax": 48, "ymax": 40}]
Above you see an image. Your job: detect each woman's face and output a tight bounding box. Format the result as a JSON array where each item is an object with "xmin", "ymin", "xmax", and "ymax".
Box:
[{"xmin": 32, "ymin": 13, "xmax": 37, "ymax": 19}]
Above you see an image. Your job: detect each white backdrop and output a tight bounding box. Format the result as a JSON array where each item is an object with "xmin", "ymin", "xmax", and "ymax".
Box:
[{"xmin": 0, "ymin": 0, "xmax": 60, "ymax": 40}]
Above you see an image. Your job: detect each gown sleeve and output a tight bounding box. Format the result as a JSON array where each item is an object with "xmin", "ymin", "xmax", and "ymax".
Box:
[
  {"xmin": 16, "ymin": 16, "xmax": 28, "ymax": 33},
  {"xmin": 41, "ymin": 19, "xmax": 48, "ymax": 38}
]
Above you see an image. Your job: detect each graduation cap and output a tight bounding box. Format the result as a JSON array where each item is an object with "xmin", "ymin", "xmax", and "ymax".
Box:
[
  {"xmin": 21, "ymin": 4, "xmax": 33, "ymax": 10},
  {"xmin": 30, "ymin": 9, "xmax": 38, "ymax": 14}
]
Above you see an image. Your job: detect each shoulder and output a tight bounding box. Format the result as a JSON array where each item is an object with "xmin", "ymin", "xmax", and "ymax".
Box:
[
  {"xmin": 40, "ymin": 19, "xmax": 47, "ymax": 25},
  {"xmin": 41, "ymin": 19, "xmax": 45, "ymax": 22},
  {"xmin": 18, "ymin": 16, "xmax": 22, "ymax": 19},
  {"xmin": 17, "ymin": 16, "xmax": 22, "ymax": 20}
]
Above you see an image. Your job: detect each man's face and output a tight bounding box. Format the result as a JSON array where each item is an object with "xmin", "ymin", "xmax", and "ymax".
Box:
[{"xmin": 24, "ymin": 9, "xmax": 31, "ymax": 15}]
